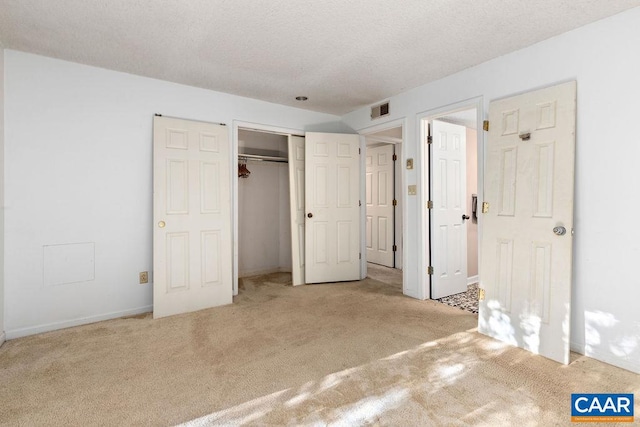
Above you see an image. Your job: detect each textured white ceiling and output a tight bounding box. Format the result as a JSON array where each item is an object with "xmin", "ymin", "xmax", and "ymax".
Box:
[{"xmin": 1, "ymin": 1, "xmax": 639, "ymax": 115}]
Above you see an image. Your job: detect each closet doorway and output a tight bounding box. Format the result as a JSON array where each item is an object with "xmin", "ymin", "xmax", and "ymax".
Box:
[
  {"xmin": 237, "ymin": 128, "xmax": 293, "ymax": 282},
  {"xmin": 233, "ymin": 124, "xmax": 363, "ymax": 295}
]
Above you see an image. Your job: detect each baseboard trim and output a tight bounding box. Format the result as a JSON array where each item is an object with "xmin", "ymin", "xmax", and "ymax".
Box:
[
  {"xmin": 403, "ymin": 288, "xmax": 423, "ymax": 300},
  {"xmin": 467, "ymin": 275, "xmax": 479, "ymax": 286},
  {"xmin": 0, "ymin": 331, "xmax": 6, "ymax": 347},
  {"xmin": 6, "ymin": 305, "xmax": 153, "ymax": 340},
  {"xmin": 570, "ymin": 340, "xmax": 639, "ymax": 374}
]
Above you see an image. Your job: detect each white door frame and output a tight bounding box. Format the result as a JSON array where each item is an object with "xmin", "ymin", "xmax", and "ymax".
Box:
[
  {"xmin": 417, "ymin": 97, "xmax": 484, "ymax": 300},
  {"xmin": 231, "ymin": 121, "xmax": 304, "ymax": 296},
  {"xmin": 359, "ymin": 118, "xmax": 406, "ymax": 291}
]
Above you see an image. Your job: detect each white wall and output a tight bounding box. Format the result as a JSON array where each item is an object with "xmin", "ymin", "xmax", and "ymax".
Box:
[
  {"xmin": 0, "ymin": 47, "xmax": 5, "ymax": 346},
  {"xmin": 238, "ymin": 161, "xmax": 280, "ymax": 275},
  {"xmin": 342, "ymin": 8, "xmax": 640, "ymax": 373},
  {"xmin": 4, "ymin": 50, "xmax": 346, "ymax": 338}
]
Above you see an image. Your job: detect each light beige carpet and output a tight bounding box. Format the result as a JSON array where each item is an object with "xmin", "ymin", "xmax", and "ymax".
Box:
[{"xmin": 1, "ymin": 273, "xmax": 638, "ymax": 426}]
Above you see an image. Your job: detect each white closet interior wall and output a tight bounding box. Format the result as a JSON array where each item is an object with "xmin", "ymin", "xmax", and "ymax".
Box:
[{"xmin": 238, "ymin": 129, "xmax": 292, "ymax": 277}]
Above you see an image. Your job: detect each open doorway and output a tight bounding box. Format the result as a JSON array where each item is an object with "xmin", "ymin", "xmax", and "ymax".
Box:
[
  {"xmin": 421, "ymin": 103, "xmax": 482, "ymax": 314},
  {"xmin": 237, "ymin": 128, "xmax": 291, "ymax": 279},
  {"xmin": 232, "ymin": 124, "xmax": 363, "ymax": 294},
  {"xmin": 362, "ymin": 125, "xmax": 404, "ymax": 292}
]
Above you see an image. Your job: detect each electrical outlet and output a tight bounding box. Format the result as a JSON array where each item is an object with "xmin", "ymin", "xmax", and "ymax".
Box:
[
  {"xmin": 139, "ymin": 271, "xmax": 149, "ymax": 284},
  {"xmin": 406, "ymin": 158, "xmax": 413, "ymax": 169}
]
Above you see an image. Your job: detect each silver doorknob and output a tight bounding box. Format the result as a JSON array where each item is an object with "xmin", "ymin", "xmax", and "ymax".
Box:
[{"xmin": 553, "ymin": 226, "xmax": 566, "ymax": 236}]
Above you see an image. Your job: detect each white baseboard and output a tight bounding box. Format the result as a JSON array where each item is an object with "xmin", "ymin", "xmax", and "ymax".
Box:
[
  {"xmin": 0, "ymin": 331, "xmax": 5, "ymax": 347},
  {"xmin": 6, "ymin": 305, "xmax": 153, "ymax": 340},
  {"xmin": 571, "ymin": 341, "xmax": 639, "ymax": 374},
  {"xmin": 467, "ymin": 275, "xmax": 479, "ymax": 286}
]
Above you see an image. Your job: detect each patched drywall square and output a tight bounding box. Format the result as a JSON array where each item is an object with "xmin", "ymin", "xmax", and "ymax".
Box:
[{"xmin": 43, "ymin": 242, "xmax": 95, "ymax": 286}]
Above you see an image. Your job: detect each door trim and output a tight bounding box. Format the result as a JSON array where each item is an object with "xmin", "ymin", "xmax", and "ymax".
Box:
[{"xmin": 416, "ymin": 96, "xmax": 484, "ymax": 300}]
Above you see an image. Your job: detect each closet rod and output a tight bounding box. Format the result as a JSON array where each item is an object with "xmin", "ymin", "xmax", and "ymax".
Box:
[{"xmin": 239, "ymin": 153, "xmax": 288, "ymax": 163}]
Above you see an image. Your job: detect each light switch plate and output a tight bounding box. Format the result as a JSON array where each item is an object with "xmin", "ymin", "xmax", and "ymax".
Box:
[
  {"xmin": 406, "ymin": 158, "xmax": 414, "ymax": 169},
  {"xmin": 408, "ymin": 185, "xmax": 417, "ymax": 195}
]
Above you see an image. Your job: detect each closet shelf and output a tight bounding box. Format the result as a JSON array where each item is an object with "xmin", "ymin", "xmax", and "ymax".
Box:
[{"xmin": 238, "ymin": 153, "xmax": 288, "ymax": 163}]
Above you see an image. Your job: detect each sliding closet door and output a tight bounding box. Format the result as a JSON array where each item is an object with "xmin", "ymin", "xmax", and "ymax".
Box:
[
  {"xmin": 153, "ymin": 116, "xmax": 232, "ymax": 319},
  {"xmin": 288, "ymin": 135, "xmax": 306, "ymax": 285},
  {"xmin": 304, "ymin": 132, "xmax": 361, "ymax": 283}
]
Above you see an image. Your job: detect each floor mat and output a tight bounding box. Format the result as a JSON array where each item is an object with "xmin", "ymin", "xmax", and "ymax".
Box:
[{"xmin": 436, "ymin": 283, "xmax": 478, "ymax": 314}]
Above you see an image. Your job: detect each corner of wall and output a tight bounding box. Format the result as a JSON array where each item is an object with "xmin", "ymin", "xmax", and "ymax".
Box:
[{"xmin": 0, "ymin": 46, "xmax": 5, "ymax": 346}]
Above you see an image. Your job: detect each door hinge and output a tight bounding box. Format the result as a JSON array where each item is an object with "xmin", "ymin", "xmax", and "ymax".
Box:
[
  {"xmin": 392, "ymin": 199, "xmax": 397, "ymax": 206},
  {"xmin": 392, "ymin": 245, "xmax": 397, "ymax": 252},
  {"xmin": 359, "ymin": 148, "xmax": 361, "ymax": 154},
  {"xmin": 392, "ymin": 153, "xmax": 397, "ymax": 161},
  {"xmin": 359, "ymin": 252, "xmax": 361, "ymax": 260},
  {"xmin": 482, "ymin": 202, "xmax": 489, "ymax": 213},
  {"xmin": 427, "ymin": 266, "xmax": 434, "ymax": 275},
  {"xmin": 427, "ymin": 135, "xmax": 433, "ymax": 144},
  {"xmin": 478, "ymin": 288, "xmax": 486, "ymax": 301},
  {"xmin": 427, "ymin": 200, "xmax": 433, "ymax": 209},
  {"xmin": 359, "ymin": 200, "xmax": 362, "ymax": 206},
  {"xmin": 483, "ymin": 120, "xmax": 490, "ymax": 131}
]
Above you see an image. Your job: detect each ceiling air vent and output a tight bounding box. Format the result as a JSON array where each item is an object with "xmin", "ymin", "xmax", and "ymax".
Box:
[{"xmin": 371, "ymin": 102, "xmax": 390, "ymax": 120}]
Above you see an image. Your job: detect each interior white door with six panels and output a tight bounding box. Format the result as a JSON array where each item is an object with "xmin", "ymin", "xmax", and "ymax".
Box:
[{"xmin": 479, "ymin": 81, "xmax": 576, "ymax": 364}]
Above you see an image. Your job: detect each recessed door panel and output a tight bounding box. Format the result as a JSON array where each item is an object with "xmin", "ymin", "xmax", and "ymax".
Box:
[
  {"xmin": 201, "ymin": 230, "xmax": 221, "ymax": 287},
  {"xmin": 200, "ymin": 162, "xmax": 220, "ymax": 214},
  {"xmin": 498, "ymin": 147, "xmax": 518, "ymax": 216},
  {"xmin": 533, "ymin": 142, "xmax": 555, "ymax": 218},
  {"xmin": 167, "ymin": 159, "xmax": 189, "ymax": 215},
  {"xmin": 199, "ymin": 133, "xmax": 219, "ymax": 152},
  {"xmin": 166, "ymin": 232, "xmax": 189, "ymax": 292}
]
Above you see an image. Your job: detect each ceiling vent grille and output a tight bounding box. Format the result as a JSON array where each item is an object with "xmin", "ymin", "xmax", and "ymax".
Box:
[{"xmin": 371, "ymin": 102, "xmax": 390, "ymax": 120}]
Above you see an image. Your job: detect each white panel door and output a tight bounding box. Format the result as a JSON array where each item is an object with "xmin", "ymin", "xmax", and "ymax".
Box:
[
  {"xmin": 305, "ymin": 132, "xmax": 360, "ymax": 283},
  {"xmin": 366, "ymin": 144, "xmax": 394, "ymax": 267},
  {"xmin": 153, "ymin": 116, "xmax": 232, "ymax": 319},
  {"xmin": 431, "ymin": 120, "xmax": 468, "ymax": 299},
  {"xmin": 288, "ymin": 135, "xmax": 306, "ymax": 286},
  {"xmin": 479, "ymin": 81, "xmax": 576, "ymax": 364}
]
